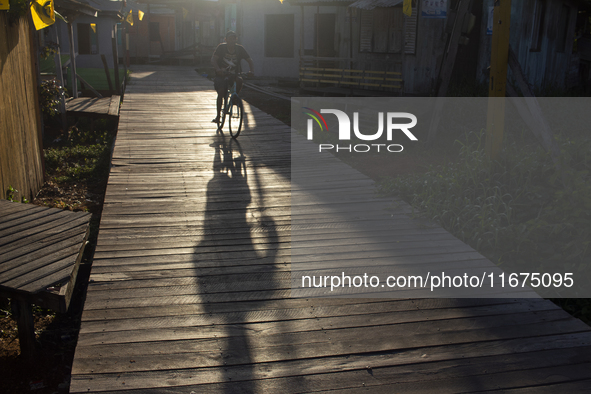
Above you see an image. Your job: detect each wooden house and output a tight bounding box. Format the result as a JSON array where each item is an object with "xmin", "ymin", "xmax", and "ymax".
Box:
[
  {"xmin": 477, "ymin": 0, "xmax": 585, "ymax": 92},
  {"xmin": 235, "ymin": 0, "xmax": 585, "ymax": 95},
  {"xmin": 129, "ymin": 0, "xmax": 224, "ymax": 64}
]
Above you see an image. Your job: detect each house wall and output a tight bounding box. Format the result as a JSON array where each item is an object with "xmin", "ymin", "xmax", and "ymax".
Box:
[
  {"xmin": 58, "ymin": 18, "xmax": 121, "ymax": 69},
  {"xmin": 239, "ymin": 0, "xmax": 304, "ymax": 78},
  {"xmin": 332, "ymin": 4, "xmax": 448, "ymax": 95},
  {"xmin": 237, "ymin": 1, "xmax": 449, "ymax": 92},
  {"xmin": 477, "ymin": 0, "xmax": 578, "ymax": 91},
  {"xmin": 0, "ymin": 14, "xmax": 44, "ymax": 202},
  {"xmin": 128, "ymin": 13, "xmax": 176, "ymax": 59},
  {"xmin": 403, "ymin": 12, "xmax": 449, "ymax": 95}
]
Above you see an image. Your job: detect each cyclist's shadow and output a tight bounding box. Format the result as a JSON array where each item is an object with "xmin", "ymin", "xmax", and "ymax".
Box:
[{"xmin": 194, "ymin": 131, "xmax": 280, "ymax": 391}]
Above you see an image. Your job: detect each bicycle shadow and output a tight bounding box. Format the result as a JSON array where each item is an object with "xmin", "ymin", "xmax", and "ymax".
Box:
[{"xmin": 193, "ymin": 131, "xmax": 283, "ymax": 392}]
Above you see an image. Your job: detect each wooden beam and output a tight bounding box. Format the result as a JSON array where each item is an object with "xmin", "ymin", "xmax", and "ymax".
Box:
[
  {"xmin": 67, "ymin": 22, "xmax": 78, "ymax": 98},
  {"xmin": 101, "ymin": 54, "xmax": 114, "ymax": 95},
  {"xmin": 52, "ymin": 25, "xmax": 68, "ymax": 131},
  {"xmin": 426, "ymin": 0, "xmax": 471, "ymax": 144},
  {"xmin": 10, "ymin": 297, "xmax": 37, "ymax": 361},
  {"xmin": 76, "ymin": 73, "xmax": 103, "ymax": 98},
  {"xmin": 112, "ymin": 26, "xmax": 121, "ymax": 95},
  {"xmin": 436, "ymin": 0, "xmax": 471, "ymax": 97},
  {"xmin": 506, "ymin": 46, "xmax": 560, "ymax": 164},
  {"xmin": 485, "ymin": 0, "xmax": 511, "ymax": 158}
]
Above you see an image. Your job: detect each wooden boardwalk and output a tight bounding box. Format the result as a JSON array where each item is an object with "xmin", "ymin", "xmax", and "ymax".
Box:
[
  {"xmin": 70, "ymin": 66, "xmax": 591, "ymax": 393},
  {"xmin": 66, "ymin": 96, "xmax": 121, "ymax": 119}
]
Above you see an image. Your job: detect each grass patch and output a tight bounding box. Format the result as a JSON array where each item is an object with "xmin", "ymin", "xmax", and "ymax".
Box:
[
  {"xmin": 44, "ymin": 120, "xmax": 114, "ymax": 187},
  {"xmin": 40, "ymin": 118, "xmax": 116, "ymax": 212},
  {"xmin": 379, "ymin": 131, "xmax": 591, "ymax": 321},
  {"xmin": 66, "ymin": 67, "xmax": 127, "ymax": 92}
]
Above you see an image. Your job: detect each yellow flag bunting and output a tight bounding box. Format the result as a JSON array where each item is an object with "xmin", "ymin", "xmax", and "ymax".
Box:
[
  {"xmin": 403, "ymin": 0, "xmax": 412, "ymax": 17},
  {"xmin": 138, "ymin": 10, "xmax": 144, "ymax": 21},
  {"xmin": 182, "ymin": 7, "xmax": 188, "ymax": 20},
  {"xmin": 31, "ymin": 0, "xmax": 55, "ymax": 30},
  {"xmin": 126, "ymin": 9, "xmax": 133, "ymax": 25}
]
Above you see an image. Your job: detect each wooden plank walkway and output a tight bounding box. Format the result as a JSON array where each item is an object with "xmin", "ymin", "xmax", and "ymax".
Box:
[
  {"xmin": 66, "ymin": 96, "xmax": 121, "ymax": 119},
  {"xmin": 70, "ymin": 65, "xmax": 591, "ymax": 393}
]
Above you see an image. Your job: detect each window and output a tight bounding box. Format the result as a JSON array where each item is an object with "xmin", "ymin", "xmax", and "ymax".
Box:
[
  {"xmin": 530, "ymin": 0, "xmax": 545, "ymax": 52},
  {"xmin": 77, "ymin": 23, "xmax": 98, "ymax": 55},
  {"xmin": 265, "ymin": 14, "xmax": 294, "ymax": 58},
  {"xmin": 359, "ymin": 8, "xmax": 404, "ymax": 54}
]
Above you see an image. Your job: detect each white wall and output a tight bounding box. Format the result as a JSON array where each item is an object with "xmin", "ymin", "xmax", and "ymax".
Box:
[
  {"xmin": 238, "ymin": 0, "xmax": 302, "ymax": 79},
  {"xmin": 57, "ymin": 18, "xmax": 120, "ymax": 69}
]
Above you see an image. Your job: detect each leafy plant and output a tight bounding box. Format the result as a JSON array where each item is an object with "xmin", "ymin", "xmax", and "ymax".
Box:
[
  {"xmin": 44, "ymin": 118, "xmax": 116, "ymax": 185},
  {"xmin": 7, "ymin": 0, "xmax": 28, "ymax": 25},
  {"xmin": 6, "ymin": 186, "xmax": 18, "ymax": 202},
  {"xmin": 40, "ymin": 41, "xmax": 59, "ymax": 60},
  {"xmin": 39, "ymin": 79, "xmax": 63, "ymax": 118}
]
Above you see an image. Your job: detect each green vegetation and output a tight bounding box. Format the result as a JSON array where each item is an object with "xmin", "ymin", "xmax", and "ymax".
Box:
[
  {"xmin": 44, "ymin": 119, "xmax": 115, "ymax": 186},
  {"xmin": 379, "ymin": 131, "xmax": 591, "ymax": 322},
  {"xmin": 5, "ymin": 186, "xmax": 28, "ymax": 203},
  {"xmin": 39, "ymin": 55, "xmax": 127, "ymax": 92},
  {"xmin": 66, "ymin": 67, "xmax": 127, "ymax": 91}
]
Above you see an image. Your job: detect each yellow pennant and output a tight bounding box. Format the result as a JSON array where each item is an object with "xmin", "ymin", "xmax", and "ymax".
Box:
[
  {"xmin": 138, "ymin": 10, "xmax": 144, "ymax": 21},
  {"xmin": 403, "ymin": 0, "xmax": 412, "ymax": 17},
  {"xmin": 182, "ymin": 7, "xmax": 188, "ymax": 20},
  {"xmin": 126, "ymin": 9, "xmax": 133, "ymax": 25},
  {"xmin": 31, "ymin": 0, "xmax": 55, "ymax": 30},
  {"xmin": 0, "ymin": 0, "xmax": 9, "ymax": 11}
]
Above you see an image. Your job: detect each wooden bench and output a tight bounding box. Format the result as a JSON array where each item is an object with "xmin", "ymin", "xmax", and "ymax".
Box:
[
  {"xmin": 0, "ymin": 200, "xmax": 91, "ymax": 359},
  {"xmin": 299, "ymin": 66, "xmax": 404, "ymax": 95}
]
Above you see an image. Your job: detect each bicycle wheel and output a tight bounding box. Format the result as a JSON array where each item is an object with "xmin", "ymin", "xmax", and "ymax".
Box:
[
  {"xmin": 217, "ymin": 95, "xmax": 228, "ymax": 130},
  {"xmin": 228, "ymin": 96, "xmax": 244, "ymax": 139}
]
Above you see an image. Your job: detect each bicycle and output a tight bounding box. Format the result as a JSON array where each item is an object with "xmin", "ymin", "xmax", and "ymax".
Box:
[{"xmin": 216, "ymin": 71, "xmax": 248, "ymax": 139}]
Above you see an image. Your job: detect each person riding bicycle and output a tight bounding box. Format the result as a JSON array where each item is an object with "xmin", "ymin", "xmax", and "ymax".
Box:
[{"xmin": 211, "ymin": 31, "xmax": 254, "ymax": 124}]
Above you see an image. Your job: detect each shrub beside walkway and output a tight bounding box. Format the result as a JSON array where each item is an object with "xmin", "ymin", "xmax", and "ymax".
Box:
[{"xmin": 70, "ymin": 66, "xmax": 591, "ymax": 393}]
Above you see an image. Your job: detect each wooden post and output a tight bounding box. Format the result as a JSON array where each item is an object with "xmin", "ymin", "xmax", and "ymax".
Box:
[
  {"xmin": 316, "ymin": 5, "xmax": 320, "ymax": 64},
  {"xmin": 67, "ymin": 22, "xmax": 78, "ymax": 98},
  {"xmin": 349, "ymin": 7, "xmax": 353, "ymax": 70},
  {"xmin": 485, "ymin": 0, "xmax": 511, "ymax": 158},
  {"xmin": 506, "ymin": 46, "xmax": 560, "ymax": 163},
  {"xmin": 52, "ymin": 25, "xmax": 68, "ymax": 131},
  {"xmin": 11, "ymin": 298, "xmax": 37, "ymax": 361},
  {"xmin": 112, "ymin": 26, "xmax": 121, "ymax": 95},
  {"xmin": 123, "ymin": 28, "xmax": 129, "ymax": 85},
  {"xmin": 300, "ymin": 5, "xmax": 304, "ymax": 59},
  {"xmin": 147, "ymin": 3, "xmax": 151, "ymax": 60},
  {"xmin": 435, "ymin": 0, "xmax": 471, "ymax": 97},
  {"xmin": 426, "ymin": 0, "xmax": 471, "ymax": 144},
  {"xmin": 101, "ymin": 54, "xmax": 114, "ymax": 94}
]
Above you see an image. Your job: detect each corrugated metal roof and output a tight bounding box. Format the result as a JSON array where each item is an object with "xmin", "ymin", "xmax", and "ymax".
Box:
[{"xmin": 348, "ymin": 0, "xmax": 403, "ymax": 10}]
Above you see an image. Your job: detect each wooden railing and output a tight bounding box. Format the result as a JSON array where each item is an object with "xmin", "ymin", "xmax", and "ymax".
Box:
[
  {"xmin": 298, "ymin": 57, "xmax": 404, "ymax": 93},
  {"xmin": 300, "ymin": 67, "xmax": 403, "ymax": 90}
]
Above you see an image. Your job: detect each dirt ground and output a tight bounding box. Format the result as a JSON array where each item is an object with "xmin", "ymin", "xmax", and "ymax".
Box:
[{"xmin": 1, "ymin": 83, "xmax": 437, "ymax": 394}]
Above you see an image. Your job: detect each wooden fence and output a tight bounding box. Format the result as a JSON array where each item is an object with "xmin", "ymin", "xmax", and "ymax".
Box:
[
  {"xmin": 299, "ymin": 56, "xmax": 404, "ymax": 95},
  {"xmin": 0, "ymin": 13, "xmax": 44, "ymax": 202}
]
